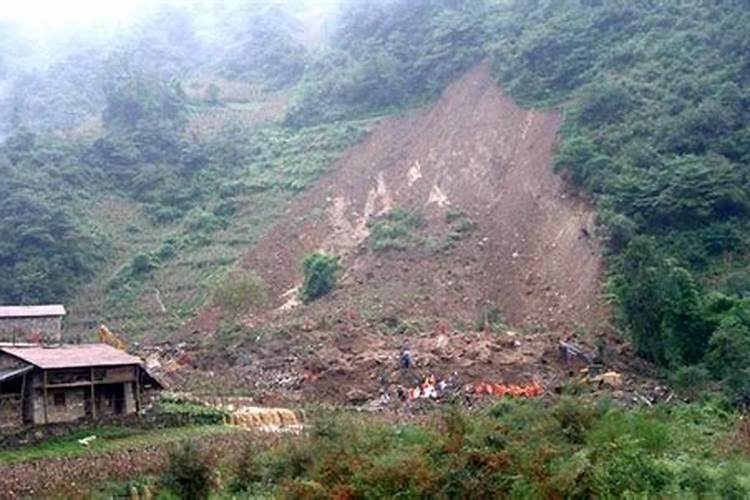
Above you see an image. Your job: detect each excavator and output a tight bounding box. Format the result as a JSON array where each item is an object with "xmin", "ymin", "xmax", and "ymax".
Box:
[{"xmin": 96, "ymin": 324, "xmax": 127, "ymax": 351}]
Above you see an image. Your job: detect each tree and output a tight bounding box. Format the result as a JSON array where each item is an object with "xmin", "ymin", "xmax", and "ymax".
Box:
[
  {"xmin": 659, "ymin": 262, "xmax": 710, "ymax": 365},
  {"xmin": 161, "ymin": 440, "xmax": 214, "ymax": 500},
  {"xmin": 707, "ymin": 301, "xmax": 750, "ymax": 397},
  {"xmin": 616, "ymin": 237, "xmax": 666, "ymax": 363},
  {"xmin": 301, "ymin": 252, "xmax": 339, "ymax": 303},
  {"xmin": 213, "ymin": 271, "xmax": 268, "ymax": 319}
]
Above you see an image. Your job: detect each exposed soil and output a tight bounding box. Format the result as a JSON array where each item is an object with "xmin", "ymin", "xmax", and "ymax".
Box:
[
  {"xmin": 167, "ymin": 64, "xmax": 630, "ymax": 406},
  {"xmin": 237, "ymin": 64, "xmax": 605, "ymax": 331}
]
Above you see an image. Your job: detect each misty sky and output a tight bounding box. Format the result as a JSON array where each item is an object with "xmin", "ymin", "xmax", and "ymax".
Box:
[
  {"xmin": 0, "ymin": 0, "xmax": 155, "ymax": 31},
  {"xmin": 0, "ymin": 0, "xmax": 337, "ymax": 34}
]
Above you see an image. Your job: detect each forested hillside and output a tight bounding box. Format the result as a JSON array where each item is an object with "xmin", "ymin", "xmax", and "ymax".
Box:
[
  {"xmin": 5, "ymin": 1, "xmax": 750, "ymax": 497},
  {"xmin": 1, "ymin": 0, "xmax": 750, "ymax": 399},
  {"xmin": 488, "ymin": 0, "xmax": 750, "ymax": 400}
]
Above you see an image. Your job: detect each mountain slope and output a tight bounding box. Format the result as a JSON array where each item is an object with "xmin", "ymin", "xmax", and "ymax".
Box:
[{"xmin": 232, "ymin": 64, "xmax": 605, "ymax": 333}]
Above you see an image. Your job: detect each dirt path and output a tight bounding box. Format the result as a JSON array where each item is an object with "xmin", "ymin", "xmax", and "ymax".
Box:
[{"xmin": 236, "ymin": 64, "xmax": 605, "ymax": 331}]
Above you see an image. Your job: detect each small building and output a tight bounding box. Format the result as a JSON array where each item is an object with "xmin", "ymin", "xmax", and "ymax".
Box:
[
  {"xmin": 0, "ymin": 305, "xmax": 66, "ymax": 345},
  {"xmin": 0, "ymin": 344, "xmax": 161, "ymax": 428}
]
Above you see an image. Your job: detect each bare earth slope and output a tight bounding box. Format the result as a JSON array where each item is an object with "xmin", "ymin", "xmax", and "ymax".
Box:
[
  {"xmin": 172, "ymin": 65, "xmax": 621, "ymax": 404},
  {"xmin": 239, "ymin": 64, "xmax": 604, "ymax": 331}
]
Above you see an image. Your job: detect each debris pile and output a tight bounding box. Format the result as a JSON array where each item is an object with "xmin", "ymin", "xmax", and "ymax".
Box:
[
  {"xmin": 465, "ymin": 381, "xmax": 543, "ymax": 398},
  {"xmin": 225, "ymin": 407, "xmax": 303, "ymax": 433}
]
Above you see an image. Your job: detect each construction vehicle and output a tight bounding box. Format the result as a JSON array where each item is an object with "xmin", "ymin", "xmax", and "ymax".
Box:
[{"xmin": 97, "ymin": 324, "xmax": 127, "ymax": 351}]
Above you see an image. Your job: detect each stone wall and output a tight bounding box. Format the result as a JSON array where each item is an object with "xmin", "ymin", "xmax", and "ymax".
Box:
[
  {"xmin": 0, "ymin": 397, "xmax": 22, "ymax": 428},
  {"xmin": 0, "ymin": 316, "xmax": 63, "ymax": 344},
  {"xmin": 31, "ymin": 388, "xmax": 87, "ymax": 425}
]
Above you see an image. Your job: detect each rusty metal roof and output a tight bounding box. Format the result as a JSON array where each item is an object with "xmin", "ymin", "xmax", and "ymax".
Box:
[
  {"xmin": 0, "ymin": 344, "xmax": 142, "ymax": 369},
  {"xmin": 0, "ymin": 305, "xmax": 66, "ymax": 318}
]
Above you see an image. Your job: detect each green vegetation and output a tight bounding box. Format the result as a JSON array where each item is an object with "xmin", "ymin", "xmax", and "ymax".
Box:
[
  {"xmin": 483, "ymin": 1, "xmax": 750, "ymax": 399},
  {"xmin": 443, "ymin": 207, "xmax": 478, "ymax": 251},
  {"xmin": 3, "ymin": 6, "xmax": 750, "ymax": 489},
  {"xmin": 219, "ymin": 6, "xmax": 307, "ymax": 89},
  {"xmin": 0, "ymin": 133, "xmax": 104, "ymax": 304},
  {"xmin": 3, "ymin": 0, "xmax": 748, "ymax": 386},
  {"xmin": 137, "ymin": 399, "xmax": 749, "ymax": 498},
  {"xmin": 212, "ymin": 270, "xmax": 268, "ymax": 319},
  {"xmin": 0, "ymin": 424, "xmax": 233, "ymax": 464},
  {"xmin": 301, "ymin": 252, "xmax": 339, "ymax": 303},
  {"xmin": 286, "ymin": 0, "xmax": 492, "ymax": 127},
  {"xmin": 367, "ymin": 206, "xmax": 426, "ymax": 252},
  {"xmin": 161, "ymin": 441, "xmax": 216, "ymax": 500},
  {"xmin": 155, "ymin": 397, "xmax": 228, "ymax": 426}
]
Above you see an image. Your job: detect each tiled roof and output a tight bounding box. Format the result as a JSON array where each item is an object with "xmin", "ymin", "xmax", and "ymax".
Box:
[
  {"xmin": 0, "ymin": 344, "xmax": 142, "ymax": 369},
  {"xmin": 0, "ymin": 305, "xmax": 66, "ymax": 318}
]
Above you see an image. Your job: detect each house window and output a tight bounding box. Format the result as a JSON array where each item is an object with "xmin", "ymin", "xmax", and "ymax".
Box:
[{"xmin": 53, "ymin": 392, "xmax": 66, "ymax": 407}]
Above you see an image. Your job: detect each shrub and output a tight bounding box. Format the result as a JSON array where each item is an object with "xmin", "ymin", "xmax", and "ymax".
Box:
[
  {"xmin": 367, "ymin": 207, "xmax": 425, "ymax": 252},
  {"xmin": 212, "ymin": 270, "xmax": 267, "ymax": 318},
  {"xmin": 155, "ymin": 398, "xmax": 225, "ymax": 425},
  {"xmin": 301, "ymin": 252, "xmax": 339, "ymax": 303},
  {"xmin": 552, "ymin": 397, "xmax": 596, "ymax": 444},
  {"xmin": 161, "ymin": 440, "xmax": 215, "ymax": 500},
  {"xmin": 669, "ymin": 365, "xmax": 711, "ymax": 400},
  {"xmin": 590, "ymin": 438, "xmax": 673, "ymax": 497},
  {"xmin": 107, "ymin": 252, "xmax": 159, "ymax": 291},
  {"xmin": 131, "ymin": 252, "xmax": 159, "ymax": 275}
]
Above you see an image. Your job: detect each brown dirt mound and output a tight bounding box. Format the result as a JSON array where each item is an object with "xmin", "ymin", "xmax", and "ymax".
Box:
[{"xmin": 235, "ymin": 64, "xmax": 605, "ymax": 332}]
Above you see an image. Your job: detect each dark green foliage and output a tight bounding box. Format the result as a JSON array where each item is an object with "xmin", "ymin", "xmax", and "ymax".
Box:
[
  {"xmin": 131, "ymin": 253, "xmax": 159, "ymax": 275},
  {"xmin": 155, "ymin": 398, "xmax": 226, "ymax": 426},
  {"xmin": 707, "ymin": 307, "xmax": 750, "ymax": 399},
  {"xmin": 161, "ymin": 440, "xmax": 214, "ymax": 500},
  {"xmin": 301, "ymin": 252, "xmax": 339, "ymax": 303},
  {"xmin": 286, "ymin": 0, "xmax": 494, "ymax": 126},
  {"xmin": 0, "ymin": 133, "xmax": 102, "ymax": 304},
  {"xmin": 614, "ymin": 233, "xmax": 750, "ymax": 393},
  {"xmin": 488, "ymin": 0, "xmax": 750, "ymax": 393},
  {"xmin": 615, "ymin": 237, "xmax": 714, "ymax": 366},
  {"xmin": 102, "ymin": 70, "xmax": 187, "ymax": 131},
  {"xmin": 220, "ymin": 7, "xmax": 307, "ymax": 89},
  {"xmin": 669, "ymin": 365, "xmax": 712, "ymax": 401}
]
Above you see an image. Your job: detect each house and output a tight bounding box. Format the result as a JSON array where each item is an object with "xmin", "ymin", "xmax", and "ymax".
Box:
[
  {"xmin": 0, "ymin": 344, "xmax": 162, "ymax": 428},
  {"xmin": 0, "ymin": 305, "xmax": 66, "ymax": 345}
]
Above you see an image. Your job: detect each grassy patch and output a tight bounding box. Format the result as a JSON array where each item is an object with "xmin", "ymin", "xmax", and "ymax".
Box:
[
  {"xmin": 367, "ymin": 207, "xmax": 426, "ymax": 252},
  {"xmin": 66, "ymin": 120, "xmax": 370, "ymax": 341},
  {"xmin": 0, "ymin": 425, "xmax": 235, "ymax": 464}
]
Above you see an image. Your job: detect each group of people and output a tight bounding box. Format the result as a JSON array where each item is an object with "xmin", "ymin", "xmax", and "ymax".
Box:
[
  {"xmin": 394, "ymin": 348, "xmax": 543, "ymax": 403},
  {"xmin": 397, "ymin": 374, "xmax": 451, "ymax": 401}
]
